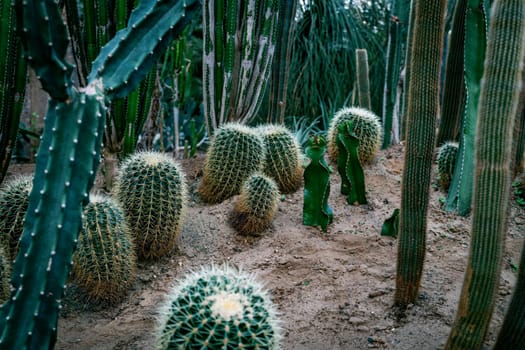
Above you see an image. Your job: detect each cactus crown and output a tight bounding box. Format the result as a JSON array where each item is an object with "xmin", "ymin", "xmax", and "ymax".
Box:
[
  {"xmin": 156, "ymin": 265, "xmax": 281, "ymax": 350},
  {"xmin": 436, "ymin": 141, "xmax": 459, "ymax": 189}
]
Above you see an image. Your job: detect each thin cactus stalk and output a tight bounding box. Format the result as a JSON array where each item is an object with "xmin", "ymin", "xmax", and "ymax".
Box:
[
  {"xmin": 395, "ymin": 0, "xmax": 446, "ymax": 307},
  {"xmin": 399, "ymin": 0, "xmax": 415, "ymax": 141},
  {"xmin": 512, "ymin": 67, "xmax": 525, "ymax": 175},
  {"xmin": 355, "ymin": 49, "xmax": 371, "ymax": 111},
  {"xmin": 445, "ymin": 0, "xmax": 525, "ymax": 348}
]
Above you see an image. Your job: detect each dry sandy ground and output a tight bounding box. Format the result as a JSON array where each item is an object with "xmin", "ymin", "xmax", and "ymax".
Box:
[{"xmin": 5, "ymin": 144, "xmax": 524, "ymax": 349}]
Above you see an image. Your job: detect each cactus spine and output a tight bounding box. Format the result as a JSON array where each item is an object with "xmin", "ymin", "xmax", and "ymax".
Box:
[
  {"xmin": 199, "ymin": 123, "xmax": 265, "ymax": 204},
  {"xmin": 436, "ymin": 141, "xmax": 459, "ymax": 190},
  {"xmin": 258, "ymin": 124, "xmax": 302, "ymax": 194},
  {"xmin": 230, "ymin": 173, "xmax": 280, "ymax": 235},
  {"xmin": 156, "ymin": 265, "xmax": 281, "ymax": 349},
  {"xmin": 72, "ymin": 195, "xmax": 136, "ymax": 304},
  {"xmin": 355, "ymin": 49, "xmax": 371, "ymax": 110},
  {"xmin": 115, "ymin": 151, "xmax": 187, "ymax": 260},
  {"xmin": 395, "ymin": 0, "xmax": 446, "ymax": 307},
  {"xmin": 445, "ymin": 0, "xmax": 525, "ymax": 348}
]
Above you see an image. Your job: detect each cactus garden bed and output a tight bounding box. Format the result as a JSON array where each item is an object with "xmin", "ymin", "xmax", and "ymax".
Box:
[{"xmin": 4, "ymin": 144, "xmax": 524, "ymax": 349}]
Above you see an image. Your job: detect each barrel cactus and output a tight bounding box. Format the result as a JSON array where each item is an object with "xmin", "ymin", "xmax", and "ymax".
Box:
[
  {"xmin": 156, "ymin": 265, "xmax": 281, "ymax": 349},
  {"xmin": 114, "ymin": 151, "xmax": 187, "ymax": 259},
  {"xmin": 72, "ymin": 195, "xmax": 136, "ymax": 303},
  {"xmin": 257, "ymin": 124, "xmax": 302, "ymax": 193},
  {"xmin": 436, "ymin": 141, "xmax": 459, "ymax": 190},
  {"xmin": 0, "ymin": 176, "xmax": 32, "ymax": 260},
  {"xmin": 199, "ymin": 123, "xmax": 265, "ymax": 203},
  {"xmin": 0, "ymin": 245, "xmax": 10, "ymax": 304},
  {"xmin": 327, "ymin": 107, "xmax": 383, "ymax": 164},
  {"xmin": 230, "ymin": 173, "xmax": 280, "ymax": 235}
]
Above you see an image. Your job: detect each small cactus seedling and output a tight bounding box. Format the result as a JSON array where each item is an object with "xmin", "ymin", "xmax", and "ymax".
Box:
[
  {"xmin": 199, "ymin": 123, "xmax": 265, "ymax": 203},
  {"xmin": 327, "ymin": 107, "xmax": 383, "ymax": 164},
  {"xmin": 72, "ymin": 195, "xmax": 136, "ymax": 304},
  {"xmin": 230, "ymin": 173, "xmax": 280, "ymax": 235},
  {"xmin": 436, "ymin": 141, "xmax": 459, "ymax": 190},
  {"xmin": 115, "ymin": 151, "xmax": 187, "ymax": 260},
  {"xmin": 0, "ymin": 176, "xmax": 32, "ymax": 260},
  {"xmin": 156, "ymin": 264, "xmax": 281, "ymax": 349},
  {"xmin": 257, "ymin": 124, "xmax": 302, "ymax": 194},
  {"xmin": 0, "ymin": 245, "xmax": 10, "ymax": 304}
]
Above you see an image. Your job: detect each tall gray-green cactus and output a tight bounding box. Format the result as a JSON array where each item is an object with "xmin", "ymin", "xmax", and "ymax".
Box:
[
  {"xmin": 355, "ymin": 49, "xmax": 371, "ymax": 111},
  {"xmin": 0, "ymin": 0, "xmax": 197, "ymax": 348},
  {"xmin": 203, "ymin": 0, "xmax": 280, "ymax": 136}
]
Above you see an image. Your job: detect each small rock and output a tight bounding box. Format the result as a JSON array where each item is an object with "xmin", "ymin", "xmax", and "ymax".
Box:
[
  {"xmin": 349, "ymin": 317, "xmax": 366, "ymax": 325},
  {"xmin": 357, "ymin": 325, "xmax": 369, "ymax": 332}
]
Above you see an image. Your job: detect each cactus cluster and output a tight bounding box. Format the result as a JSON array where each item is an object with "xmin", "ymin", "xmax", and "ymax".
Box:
[
  {"xmin": 156, "ymin": 265, "xmax": 281, "ymax": 349},
  {"xmin": 327, "ymin": 107, "xmax": 383, "ymax": 164},
  {"xmin": 115, "ymin": 151, "xmax": 187, "ymax": 260},
  {"xmin": 230, "ymin": 173, "xmax": 280, "ymax": 235},
  {"xmin": 72, "ymin": 195, "xmax": 136, "ymax": 304},
  {"xmin": 436, "ymin": 141, "xmax": 459, "ymax": 190},
  {"xmin": 0, "ymin": 245, "xmax": 10, "ymax": 304}
]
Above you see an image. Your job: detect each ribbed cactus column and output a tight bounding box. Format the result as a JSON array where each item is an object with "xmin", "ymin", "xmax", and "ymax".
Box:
[
  {"xmin": 355, "ymin": 49, "xmax": 371, "ymax": 110},
  {"xmin": 394, "ymin": 0, "xmax": 447, "ymax": 306},
  {"xmin": 445, "ymin": 0, "xmax": 525, "ymax": 348}
]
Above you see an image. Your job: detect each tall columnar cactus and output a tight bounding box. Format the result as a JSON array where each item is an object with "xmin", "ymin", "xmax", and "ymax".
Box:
[
  {"xmin": 355, "ymin": 49, "xmax": 371, "ymax": 110},
  {"xmin": 72, "ymin": 195, "xmax": 136, "ymax": 304},
  {"xmin": 395, "ymin": 0, "xmax": 447, "ymax": 307},
  {"xmin": 0, "ymin": 0, "xmax": 197, "ymax": 347},
  {"xmin": 0, "ymin": 245, "xmax": 10, "ymax": 304},
  {"xmin": 115, "ymin": 151, "xmax": 187, "ymax": 260},
  {"xmin": 436, "ymin": 141, "xmax": 459, "ymax": 190},
  {"xmin": 0, "ymin": 176, "xmax": 31, "ymax": 260},
  {"xmin": 199, "ymin": 123, "xmax": 266, "ymax": 204},
  {"xmin": 327, "ymin": 107, "xmax": 383, "ymax": 165},
  {"xmin": 230, "ymin": 173, "xmax": 280, "ymax": 235},
  {"xmin": 156, "ymin": 265, "xmax": 281, "ymax": 349},
  {"xmin": 445, "ymin": 0, "xmax": 525, "ymax": 348},
  {"xmin": 203, "ymin": 0, "xmax": 280, "ymax": 135},
  {"xmin": 258, "ymin": 124, "xmax": 302, "ymax": 193}
]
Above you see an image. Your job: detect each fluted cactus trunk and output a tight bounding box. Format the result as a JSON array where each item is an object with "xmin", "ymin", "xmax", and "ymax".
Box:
[
  {"xmin": 445, "ymin": 0, "xmax": 525, "ymax": 348},
  {"xmin": 203, "ymin": 0, "xmax": 279, "ymax": 136},
  {"xmin": 355, "ymin": 49, "xmax": 371, "ymax": 111},
  {"xmin": 399, "ymin": 0, "xmax": 415, "ymax": 141},
  {"xmin": 394, "ymin": 0, "xmax": 447, "ymax": 307}
]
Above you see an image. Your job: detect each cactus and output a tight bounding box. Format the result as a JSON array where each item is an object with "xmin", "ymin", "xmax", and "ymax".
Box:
[
  {"xmin": 355, "ymin": 49, "xmax": 371, "ymax": 110},
  {"xmin": 0, "ymin": 176, "xmax": 31, "ymax": 260},
  {"xmin": 230, "ymin": 173, "xmax": 280, "ymax": 235},
  {"xmin": 327, "ymin": 107, "xmax": 383, "ymax": 164},
  {"xmin": 0, "ymin": 245, "xmax": 10, "ymax": 304},
  {"xmin": 436, "ymin": 142, "xmax": 459, "ymax": 190},
  {"xmin": 156, "ymin": 265, "xmax": 281, "ymax": 349},
  {"xmin": 445, "ymin": 0, "xmax": 525, "ymax": 348},
  {"xmin": 199, "ymin": 123, "xmax": 265, "ymax": 204},
  {"xmin": 258, "ymin": 124, "xmax": 302, "ymax": 194},
  {"xmin": 115, "ymin": 151, "xmax": 187, "ymax": 260},
  {"xmin": 395, "ymin": 0, "xmax": 447, "ymax": 306},
  {"xmin": 303, "ymin": 135, "xmax": 333, "ymax": 232},
  {"xmin": 72, "ymin": 195, "xmax": 136, "ymax": 304}
]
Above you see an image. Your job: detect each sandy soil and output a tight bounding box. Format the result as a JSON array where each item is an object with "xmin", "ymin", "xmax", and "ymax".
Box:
[{"xmin": 5, "ymin": 144, "xmax": 524, "ymax": 350}]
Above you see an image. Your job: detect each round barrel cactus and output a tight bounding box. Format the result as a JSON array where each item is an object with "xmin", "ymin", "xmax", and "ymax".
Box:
[
  {"xmin": 436, "ymin": 141, "xmax": 459, "ymax": 190},
  {"xmin": 198, "ymin": 123, "xmax": 265, "ymax": 204},
  {"xmin": 72, "ymin": 195, "xmax": 136, "ymax": 303},
  {"xmin": 257, "ymin": 124, "xmax": 302, "ymax": 193},
  {"xmin": 0, "ymin": 176, "xmax": 32, "ymax": 260},
  {"xmin": 114, "ymin": 151, "xmax": 187, "ymax": 259},
  {"xmin": 156, "ymin": 265, "xmax": 281, "ymax": 349},
  {"xmin": 327, "ymin": 107, "xmax": 383, "ymax": 164},
  {"xmin": 0, "ymin": 245, "xmax": 11, "ymax": 303},
  {"xmin": 230, "ymin": 173, "xmax": 280, "ymax": 235}
]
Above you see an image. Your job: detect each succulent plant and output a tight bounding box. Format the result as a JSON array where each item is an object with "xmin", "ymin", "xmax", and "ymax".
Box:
[
  {"xmin": 327, "ymin": 107, "xmax": 382, "ymax": 164},
  {"xmin": 115, "ymin": 151, "xmax": 187, "ymax": 260},
  {"xmin": 199, "ymin": 123, "xmax": 265, "ymax": 204},
  {"xmin": 230, "ymin": 173, "xmax": 280, "ymax": 235},
  {"xmin": 0, "ymin": 245, "xmax": 10, "ymax": 304},
  {"xmin": 436, "ymin": 141, "xmax": 459, "ymax": 190},
  {"xmin": 156, "ymin": 265, "xmax": 281, "ymax": 349},
  {"xmin": 72, "ymin": 195, "xmax": 136, "ymax": 304},
  {"xmin": 258, "ymin": 124, "xmax": 302, "ymax": 193},
  {"xmin": 0, "ymin": 176, "xmax": 32, "ymax": 260}
]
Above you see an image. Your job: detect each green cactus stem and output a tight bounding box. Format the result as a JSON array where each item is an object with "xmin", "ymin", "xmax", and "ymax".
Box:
[
  {"xmin": 394, "ymin": 0, "xmax": 447, "ymax": 307},
  {"xmin": 303, "ymin": 135, "xmax": 333, "ymax": 232},
  {"xmin": 72, "ymin": 195, "xmax": 136, "ymax": 304},
  {"xmin": 381, "ymin": 208, "xmax": 399, "ymax": 238},
  {"xmin": 258, "ymin": 124, "xmax": 303, "ymax": 194},
  {"xmin": 445, "ymin": 0, "xmax": 525, "ymax": 348},
  {"xmin": 0, "ymin": 245, "xmax": 10, "ymax": 304},
  {"xmin": 336, "ymin": 121, "xmax": 367, "ymax": 205},
  {"xmin": 199, "ymin": 123, "xmax": 265, "ymax": 204},
  {"xmin": 115, "ymin": 151, "xmax": 187, "ymax": 260},
  {"xmin": 230, "ymin": 173, "xmax": 280, "ymax": 235},
  {"xmin": 355, "ymin": 49, "xmax": 371, "ymax": 110},
  {"xmin": 156, "ymin": 264, "xmax": 281, "ymax": 349},
  {"xmin": 436, "ymin": 141, "xmax": 459, "ymax": 190}
]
